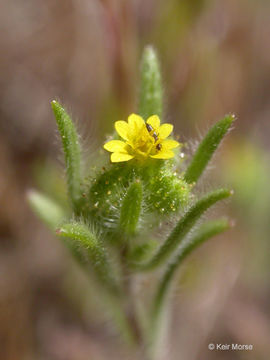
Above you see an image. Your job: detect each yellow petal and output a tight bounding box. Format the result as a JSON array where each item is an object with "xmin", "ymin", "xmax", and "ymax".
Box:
[
  {"xmin": 115, "ymin": 121, "xmax": 130, "ymax": 140},
  {"xmin": 104, "ymin": 140, "xmax": 127, "ymax": 152},
  {"xmin": 162, "ymin": 139, "xmax": 180, "ymax": 149},
  {"xmin": 111, "ymin": 152, "xmax": 134, "ymax": 162},
  {"xmin": 128, "ymin": 114, "xmax": 145, "ymax": 131},
  {"xmin": 147, "ymin": 115, "xmax": 160, "ymax": 129},
  {"xmin": 150, "ymin": 150, "xmax": 175, "ymax": 159},
  {"xmin": 159, "ymin": 124, "xmax": 173, "ymax": 139}
]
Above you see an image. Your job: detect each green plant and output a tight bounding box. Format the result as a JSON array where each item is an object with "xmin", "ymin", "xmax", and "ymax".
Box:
[{"xmin": 28, "ymin": 45, "xmax": 234, "ymax": 359}]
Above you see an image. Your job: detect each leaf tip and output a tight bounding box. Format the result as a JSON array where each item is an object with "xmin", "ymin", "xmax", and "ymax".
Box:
[
  {"xmin": 51, "ymin": 100, "xmax": 64, "ymax": 116},
  {"xmin": 231, "ymin": 113, "xmax": 237, "ymax": 121},
  {"xmin": 225, "ymin": 113, "xmax": 237, "ymax": 126},
  {"xmin": 51, "ymin": 99, "xmax": 58, "ymax": 108},
  {"xmin": 143, "ymin": 44, "xmax": 156, "ymax": 57}
]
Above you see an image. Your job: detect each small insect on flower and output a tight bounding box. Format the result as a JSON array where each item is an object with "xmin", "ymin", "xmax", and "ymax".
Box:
[
  {"xmin": 146, "ymin": 122, "xmax": 163, "ymax": 151},
  {"xmin": 146, "ymin": 123, "xmax": 158, "ymax": 142},
  {"xmin": 104, "ymin": 114, "xmax": 180, "ymax": 162}
]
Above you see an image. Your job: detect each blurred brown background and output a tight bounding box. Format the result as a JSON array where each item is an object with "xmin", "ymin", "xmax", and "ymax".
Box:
[{"xmin": 1, "ymin": 1, "xmax": 270, "ymax": 359}]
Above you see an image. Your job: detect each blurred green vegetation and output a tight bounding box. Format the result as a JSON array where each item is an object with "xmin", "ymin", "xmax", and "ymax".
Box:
[
  {"xmin": 221, "ymin": 139, "xmax": 270, "ymax": 285},
  {"xmin": 1, "ymin": 0, "xmax": 270, "ymax": 359}
]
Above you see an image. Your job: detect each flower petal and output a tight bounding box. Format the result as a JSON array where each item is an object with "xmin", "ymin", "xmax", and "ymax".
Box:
[
  {"xmin": 150, "ymin": 150, "xmax": 175, "ymax": 159},
  {"xmin": 104, "ymin": 140, "xmax": 127, "ymax": 152},
  {"xmin": 162, "ymin": 139, "xmax": 180, "ymax": 149},
  {"xmin": 128, "ymin": 114, "xmax": 145, "ymax": 131},
  {"xmin": 115, "ymin": 121, "xmax": 130, "ymax": 140},
  {"xmin": 111, "ymin": 152, "xmax": 134, "ymax": 162},
  {"xmin": 158, "ymin": 124, "xmax": 173, "ymax": 139},
  {"xmin": 147, "ymin": 115, "xmax": 160, "ymax": 129}
]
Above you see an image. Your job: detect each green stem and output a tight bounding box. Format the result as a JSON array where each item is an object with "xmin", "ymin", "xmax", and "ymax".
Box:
[{"xmin": 119, "ymin": 245, "xmax": 145, "ymax": 348}]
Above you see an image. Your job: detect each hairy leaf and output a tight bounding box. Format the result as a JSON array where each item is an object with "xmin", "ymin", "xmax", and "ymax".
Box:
[
  {"xmin": 184, "ymin": 114, "xmax": 235, "ymax": 184},
  {"xmin": 119, "ymin": 181, "xmax": 143, "ymax": 235},
  {"xmin": 152, "ymin": 218, "xmax": 230, "ymax": 322},
  {"xmin": 51, "ymin": 100, "xmax": 82, "ymax": 213},
  {"xmin": 135, "ymin": 189, "xmax": 232, "ymax": 271},
  {"xmin": 139, "ymin": 46, "xmax": 163, "ymax": 120},
  {"xmin": 57, "ymin": 222, "xmax": 118, "ymax": 294}
]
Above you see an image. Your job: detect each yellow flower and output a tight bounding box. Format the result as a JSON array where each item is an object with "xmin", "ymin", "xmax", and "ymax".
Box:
[{"xmin": 104, "ymin": 114, "xmax": 180, "ymax": 162}]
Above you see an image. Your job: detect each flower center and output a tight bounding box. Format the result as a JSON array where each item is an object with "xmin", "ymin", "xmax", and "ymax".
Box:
[{"xmin": 128, "ymin": 128, "xmax": 155, "ymax": 157}]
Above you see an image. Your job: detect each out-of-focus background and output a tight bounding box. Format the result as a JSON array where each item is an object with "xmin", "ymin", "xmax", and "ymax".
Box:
[{"xmin": 1, "ymin": 1, "xmax": 270, "ymax": 359}]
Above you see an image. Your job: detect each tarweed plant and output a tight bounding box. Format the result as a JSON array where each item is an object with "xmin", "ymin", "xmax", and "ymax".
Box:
[{"xmin": 28, "ymin": 45, "xmax": 234, "ymax": 359}]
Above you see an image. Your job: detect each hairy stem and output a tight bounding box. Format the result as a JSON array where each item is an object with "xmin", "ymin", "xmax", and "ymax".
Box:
[{"xmin": 120, "ymin": 246, "xmax": 144, "ymax": 348}]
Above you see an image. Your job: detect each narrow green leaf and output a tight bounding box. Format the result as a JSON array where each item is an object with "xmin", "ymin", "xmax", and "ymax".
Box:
[
  {"xmin": 184, "ymin": 114, "xmax": 235, "ymax": 184},
  {"xmin": 51, "ymin": 100, "xmax": 82, "ymax": 213},
  {"xmin": 57, "ymin": 222, "xmax": 118, "ymax": 294},
  {"xmin": 139, "ymin": 45, "xmax": 163, "ymax": 120},
  {"xmin": 135, "ymin": 189, "xmax": 232, "ymax": 271},
  {"xmin": 119, "ymin": 181, "xmax": 143, "ymax": 236},
  {"xmin": 152, "ymin": 218, "xmax": 230, "ymax": 322},
  {"xmin": 27, "ymin": 189, "xmax": 65, "ymax": 229}
]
